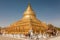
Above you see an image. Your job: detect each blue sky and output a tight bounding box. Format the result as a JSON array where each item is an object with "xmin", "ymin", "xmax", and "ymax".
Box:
[{"xmin": 0, "ymin": 0, "xmax": 60, "ymax": 27}]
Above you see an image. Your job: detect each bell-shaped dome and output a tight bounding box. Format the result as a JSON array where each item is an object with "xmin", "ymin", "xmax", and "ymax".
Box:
[{"xmin": 23, "ymin": 3, "xmax": 36, "ymax": 18}]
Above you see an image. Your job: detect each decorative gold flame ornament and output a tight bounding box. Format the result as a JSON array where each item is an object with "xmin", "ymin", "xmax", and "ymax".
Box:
[{"xmin": 2, "ymin": 3, "xmax": 48, "ymax": 35}]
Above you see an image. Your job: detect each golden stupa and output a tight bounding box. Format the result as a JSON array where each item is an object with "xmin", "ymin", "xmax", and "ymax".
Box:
[{"xmin": 2, "ymin": 3, "xmax": 48, "ymax": 35}]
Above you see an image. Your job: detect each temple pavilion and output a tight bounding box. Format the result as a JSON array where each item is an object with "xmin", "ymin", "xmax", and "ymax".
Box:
[{"xmin": 2, "ymin": 3, "xmax": 48, "ymax": 35}]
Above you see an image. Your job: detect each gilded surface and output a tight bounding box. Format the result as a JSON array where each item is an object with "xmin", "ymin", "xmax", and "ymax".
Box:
[{"xmin": 2, "ymin": 4, "xmax": 48, "ymax": 35}]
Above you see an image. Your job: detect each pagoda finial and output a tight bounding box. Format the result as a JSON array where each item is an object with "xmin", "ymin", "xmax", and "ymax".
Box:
[
  {"xmin": 23, "ymin": 3, "xmax": 36, "ymax": 18},
  {"xmin": 26, "ymin": 3, "xmax": 32, "ymax": 11},
  {"xmin": 28, "ymin": 2, "xmax": 31, "ymax": 7}
]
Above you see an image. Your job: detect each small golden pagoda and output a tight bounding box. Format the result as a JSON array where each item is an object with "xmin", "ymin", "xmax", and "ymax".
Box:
[{"xmin": 2, "ymin": 3, "xmax": 48, "ymax": 35}]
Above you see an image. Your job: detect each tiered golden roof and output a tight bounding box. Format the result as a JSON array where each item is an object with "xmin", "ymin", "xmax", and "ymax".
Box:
[{"xmin": 2, "ymin": 3, "xmax": 48, "ymax": 35}]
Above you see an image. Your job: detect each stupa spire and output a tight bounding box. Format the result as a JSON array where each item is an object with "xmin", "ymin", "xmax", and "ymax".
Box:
[
  {"xmin": 26, "ymin": 3, "xmax": 33, "ymax": 11},
  {"xmin": 23, "ymin": 3, "xmax": 36, "ymax": 18}
]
